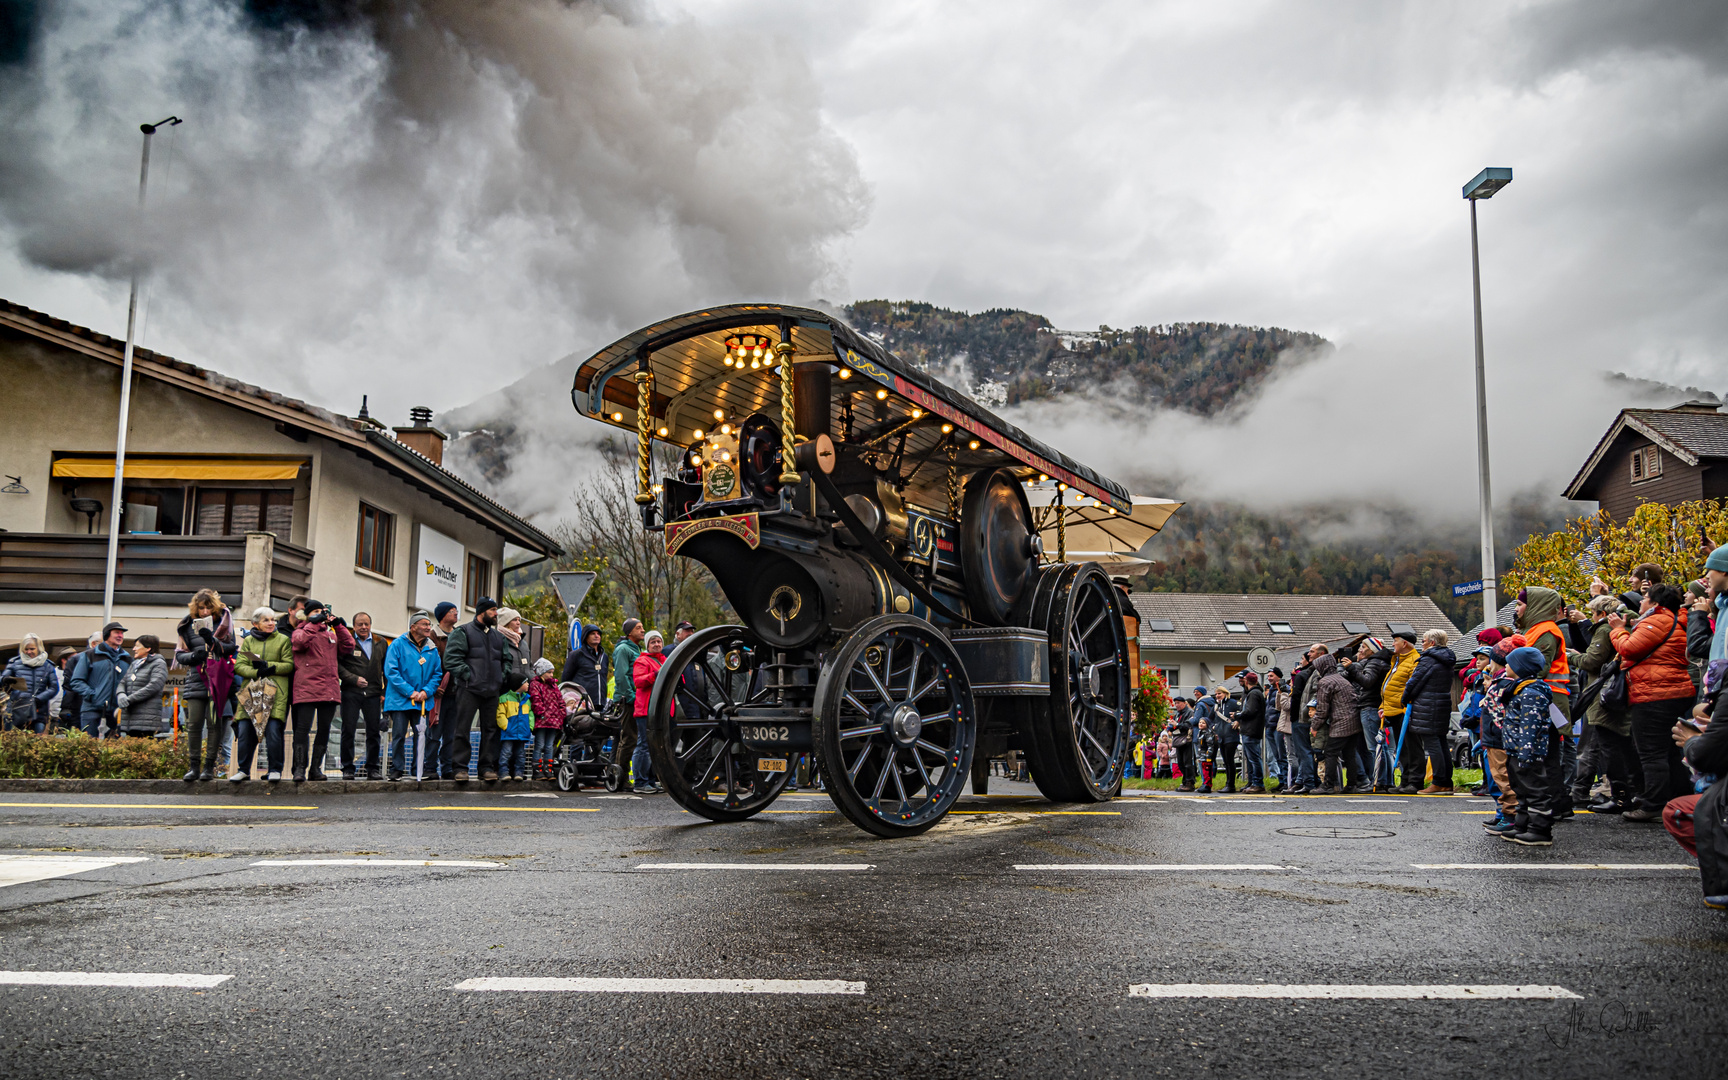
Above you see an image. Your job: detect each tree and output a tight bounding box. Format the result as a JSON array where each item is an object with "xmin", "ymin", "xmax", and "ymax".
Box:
[
  {"xmin": 504, "ymin": 551, "xmax": 626, "ymax": 672},
  {"xmin": 560, "ymin": 445, "xmax": 730, "ymax": 632},
  {"xmin": 1506, "ymin": 500, "xmax": 1728, "ymax": 601}
]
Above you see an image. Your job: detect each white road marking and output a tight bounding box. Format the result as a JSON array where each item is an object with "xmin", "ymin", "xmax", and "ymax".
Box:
[
  {"xmin": 589, "ymin": 794, "xmax": 641, "ymax": 800},
  {"xmin": 250, "ymin": 859, "xmax": 501, "ymax": 868},
  {"xmin": 636, "ymin": 863, "xmax": 873, "ymax": 871},
  {"xmin": 502, "ymin": 793, "xmax": 559, "ymax": 799},
  {"xmin": 0, "ymin": 855, "xmax": 148, "ymax": 888},
  {"xmin": 0, "ymin": 971, "xmax": 231, "ymax": 988},
  {"xmin": 1412, "ymin": 863, "xmax": 1694, "ymax": 871},
  {"xmin": 1128, "ymin": 983, "xmax": 1581, "ymax": 1000},
  {"xmin": 454, "ymin": 977, "xmax": 864, "ymax": 995},
  {"xmin": 1015, "ymin": 864, "xmax": 1298, "ymax": 871}
]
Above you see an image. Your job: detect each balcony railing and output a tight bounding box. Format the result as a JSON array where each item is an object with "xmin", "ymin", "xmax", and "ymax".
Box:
[{"xmin": 0, "ymin": 533, "xmax": 313, "ymax": 608}]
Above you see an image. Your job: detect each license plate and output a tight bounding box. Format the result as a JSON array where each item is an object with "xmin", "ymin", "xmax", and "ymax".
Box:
[{"xmin": 757, "ymin": 758, "xmax": 787, "ymax": 773}]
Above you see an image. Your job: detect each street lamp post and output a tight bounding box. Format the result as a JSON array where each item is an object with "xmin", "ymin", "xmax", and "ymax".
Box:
[
  {"xmin": 101, "ymin": 116, "xmax": 181, "ymax": 623},
  {"xmin": 1463, "ymin": 166, "xmax": 1511, "ymax": 631}
]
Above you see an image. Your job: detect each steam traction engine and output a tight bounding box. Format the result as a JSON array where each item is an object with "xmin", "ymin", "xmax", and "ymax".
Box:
[{"xmin": 570, "ymin": 304, "xmax": 1137, "ymax": 837}]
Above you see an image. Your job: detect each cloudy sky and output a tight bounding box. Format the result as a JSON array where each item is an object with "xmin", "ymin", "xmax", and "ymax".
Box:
[{"xmin": 1, "ymin": 0, "xmax": 1724, "ymax": 523}]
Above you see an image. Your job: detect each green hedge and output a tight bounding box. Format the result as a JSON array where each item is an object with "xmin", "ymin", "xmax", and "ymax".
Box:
[{"xmin": 0, "ymin": 729, "xmax": 185, "ymax": 780}]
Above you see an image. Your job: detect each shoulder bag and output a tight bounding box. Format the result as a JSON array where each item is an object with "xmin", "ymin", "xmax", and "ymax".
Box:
[{"xmin": 1599, "ymin": 611, "xmax": 1678, "ymax": 713}]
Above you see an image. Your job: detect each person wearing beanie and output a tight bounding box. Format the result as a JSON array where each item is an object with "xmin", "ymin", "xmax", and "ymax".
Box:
[
  {"xmin": 1689, "ymin": 543, "xmax": 1728, "ymax": 691},
  {"xmin": 612, "ymin": 618, "xmax": 648, "ymax": 787},
  {"xmin": 382, "ymin": 610, "xmax": 441, "ymax": 781},
  {"xmin": 525, "ymin": 657, "xmax": 566, "ymax": 781},
  {"xmin": 1497, "ymin": 646, "xmax": 1561, "ymax": 846},
  {"xmin": 629, "ymin": 630, "xmax": 667, "ymax": 793},
  {"xmin": 441, "ymin": 595, "xmax": 523, "ymax": 783},
  {"xmin": 1476, "ymin": 644, "xmax": 1522, "ymax": 833}
]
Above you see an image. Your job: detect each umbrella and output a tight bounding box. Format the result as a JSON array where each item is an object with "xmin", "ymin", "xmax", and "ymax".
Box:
[{"xmin": 1025, "ymin": 482, "xmax": 1183, "ymax": 563}]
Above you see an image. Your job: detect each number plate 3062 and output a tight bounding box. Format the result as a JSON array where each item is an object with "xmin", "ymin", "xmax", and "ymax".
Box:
[{"xmin": 739, "ymin": 724, "xmax": 791, "ymax": 743}]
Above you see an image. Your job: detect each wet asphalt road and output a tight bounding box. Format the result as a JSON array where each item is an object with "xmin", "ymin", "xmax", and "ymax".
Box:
[{"xmin": 0, "ymin": 781, "xmax": 1722, "ymax": 1079}]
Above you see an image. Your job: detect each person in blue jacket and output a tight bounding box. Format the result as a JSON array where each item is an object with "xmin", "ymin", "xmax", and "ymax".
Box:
[
  {"xmin": 383, "ymin": 610, "xmax": 443, "ymax": 781},
  {"xmin": 69, "ymin": 622, "xmax": 131, "ymax": 737}
]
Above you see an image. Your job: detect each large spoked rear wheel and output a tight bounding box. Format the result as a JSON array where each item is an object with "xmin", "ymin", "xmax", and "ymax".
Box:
[
  {"xmin": 814, "ymin": 615, "xmax": 976, "ymax": 838},
  {"xmin": 1022, "ymin": 563, "xmax": 1131, "ymax": 802},
  {"xmin": 646, "ymin": 625, "xmax": 792, "ymax": 822}
]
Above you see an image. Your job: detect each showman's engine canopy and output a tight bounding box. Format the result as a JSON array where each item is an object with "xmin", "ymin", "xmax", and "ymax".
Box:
[{"xmin": 570, "ymin": 304, "xmax": 1178, "ymax": 837}]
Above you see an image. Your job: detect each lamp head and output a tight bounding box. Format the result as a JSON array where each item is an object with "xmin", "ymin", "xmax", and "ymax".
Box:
[{"xmin": 1463, "ymin": 166, "xmax": 1512, "ymax": 200}]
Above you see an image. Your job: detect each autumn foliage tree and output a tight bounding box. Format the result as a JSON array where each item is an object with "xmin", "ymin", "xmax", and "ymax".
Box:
[{"xmin": 1506, "ymin": 500, "xmax": 1728, "ymax": 601}]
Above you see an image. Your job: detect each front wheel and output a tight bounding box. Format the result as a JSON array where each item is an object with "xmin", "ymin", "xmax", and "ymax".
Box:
[
  {"xmin": 556, "ymin": 760, "xmax": 577, "ymax": 792},
  {"xmin": 814, "ymin": 615, "xmax": 976, "ymax": 838},
  {"xmin": 645, "ymin": 625, "xmax": 792, "ymax": 822}
]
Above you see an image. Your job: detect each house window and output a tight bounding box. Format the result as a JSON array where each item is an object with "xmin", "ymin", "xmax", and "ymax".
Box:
[
  {"xmin": 1156, "ymin": 667, "xmax": 1181, "ymax": 690},
  {"xmin": 466, "ymin": 553, "xmax": 492, "ymax": 609},
  {"xmin": 1386, "ymin": 621, "xmax": 1414, "ymax": 639},
  {"xmin": 196, "ymin": 489, "xmax": 293, "ymax": 539},
  {"xmin": 1268, "ymin": 620, "xmax": 1294, "ymax": 634},
  {"xmin": 1342, "ymin": 621, "xmax": 1371, "ymax": 635},
  {"xmin": 122, "ymin": 486, "xmax": 186, "ymax": 535},
  {"xmin": 1631, "ymin": 445, "xmax": 1661, "ymax": 482},
  {"xmin": 355, "ymin": 502, "xmax": 395, "ymax": 576},
  {"xmin": 1223, "ymin": 619, "xmax": 1249, "ymax": 633},
  {"xmin": 1146, "ymin": 618, "xmax": 1175, "ymax": 633}
]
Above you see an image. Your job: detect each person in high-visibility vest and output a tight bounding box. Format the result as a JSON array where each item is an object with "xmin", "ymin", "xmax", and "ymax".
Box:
[{"xmin": 1516, "ymin": 587, "xmax": 1573, "ymax": 719}]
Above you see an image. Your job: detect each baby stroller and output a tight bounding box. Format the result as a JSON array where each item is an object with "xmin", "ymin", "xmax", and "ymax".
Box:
[{"xmin": 553, "ymin": 682, "xmax": 628, "ymax": 792}]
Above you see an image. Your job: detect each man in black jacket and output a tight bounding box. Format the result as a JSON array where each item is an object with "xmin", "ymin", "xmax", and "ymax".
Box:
[
  {"xmin": 442, "ymin": 598, "xmax": 523, "ymax": 783},
  {"xmin": 1235, "ymin": 672, "xmax": 1267, "ymax": 793},
  {"xmin": 338, "ymin": 612, "xmax": 387, "ymax": 780}
]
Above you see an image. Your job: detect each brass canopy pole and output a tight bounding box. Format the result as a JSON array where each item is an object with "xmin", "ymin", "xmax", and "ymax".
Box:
[
  {"xmin": 946, "ymin": 437, "xmax": 959, "ymax": 520},
  {"xmin": 775, "ymin": 339, "xmax": 800, "ymax": 485},
  {"xmin": 1055, "ymin": 485, "xmax": 1066, "ymax": 562},
  {"xmin": 633, "ymin": 353, "xmax": 654, "ymax": 506}
]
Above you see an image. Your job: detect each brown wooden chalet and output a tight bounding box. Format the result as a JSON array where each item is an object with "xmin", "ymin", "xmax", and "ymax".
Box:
[{"xmin": 1565, "ymin": 401, "xmax": 1728, "ymax": 522}]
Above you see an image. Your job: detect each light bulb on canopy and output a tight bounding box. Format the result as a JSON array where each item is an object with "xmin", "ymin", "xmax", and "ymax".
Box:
[{"xmin": 723, "ymin": 331, "xmax": 775, "ymax": 368}]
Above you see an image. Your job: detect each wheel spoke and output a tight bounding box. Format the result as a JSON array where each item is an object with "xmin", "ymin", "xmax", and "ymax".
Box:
[
  {"xmin": 913, "ymin": 737, "xmax": 952, "ymax": 761},
  {"xmin": 1079, "ymin": 604, "xmax": 1108, "ymax": 644},
  {"xmin": 848, "ymin": 741, "xmax": 874, "ymax": 782},
  {"xmin": 890, "ymin": 752, "xmax": 910, "ymax": 808},
  {"xmin": 906, "ymin": 674, "xmax": 940, "ymax": 706},
  {"xmin": 861, "ymin": 653, "xmax": 893, "ymax": 702},
  {"xmin": 910, "ymin": 746, "xmax": 935, "ymax": 792},
  {"xmin": 871, "ymin": 751, "xmax": 893, "ymax": 800},
  {"xmin": 838, "ymin": 723, "xmax": 885, "ymax": 740},
  {"xmin": 904, "ymin": 641, "xmax": 926, "ymax": 696},
  {"xmin": 1079, "ymin": 722, "xmax": 1111, "ymax": 759},
  {"xmin": 842, "ymin": 691, "xmax": 874, "ymax": 716}
]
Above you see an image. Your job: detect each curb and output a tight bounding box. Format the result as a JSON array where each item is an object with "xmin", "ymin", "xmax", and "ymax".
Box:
[{"xmin": 0, "ymin": 778, "xmax": 563, "ymax": 796}]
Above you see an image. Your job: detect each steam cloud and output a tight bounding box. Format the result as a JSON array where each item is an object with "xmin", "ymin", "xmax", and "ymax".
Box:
[{"xmin": 0, "ymin": 0, "xmax": 868, "ymax": 500}]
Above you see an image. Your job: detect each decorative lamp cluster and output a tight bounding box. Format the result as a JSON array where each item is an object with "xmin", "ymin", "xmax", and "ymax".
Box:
[{"xmin": 724, "ymin": 332, "xmax": 775, "ymax": 369}]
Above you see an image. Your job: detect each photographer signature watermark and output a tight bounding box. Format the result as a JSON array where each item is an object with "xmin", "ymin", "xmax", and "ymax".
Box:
[{"xmin": 1544, "ymin": 999, "xmax": 1656, "ymax": 1049}]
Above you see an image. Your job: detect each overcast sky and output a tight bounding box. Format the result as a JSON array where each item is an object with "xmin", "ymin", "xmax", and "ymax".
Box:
[{"xmin": 2, "ymin": 0, "xmax": 1724, "ymax": 523}]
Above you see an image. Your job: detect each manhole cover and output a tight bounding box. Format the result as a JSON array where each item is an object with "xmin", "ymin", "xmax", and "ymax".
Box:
[{"xmin": 1277, "ymin": 826, "xmax": 1396, "ymax": 839}]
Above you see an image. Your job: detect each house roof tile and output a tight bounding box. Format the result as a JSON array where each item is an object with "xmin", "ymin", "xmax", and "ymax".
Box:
[{"xmin": 1132, "ymin": 592, "xmax": 1462, "ymax": 654}]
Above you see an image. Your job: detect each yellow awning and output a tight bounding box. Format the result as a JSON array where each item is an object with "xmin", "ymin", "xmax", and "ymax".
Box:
[{"xmin": 51, "ymin": 457, "xmax": 305, "ymax": 481}]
